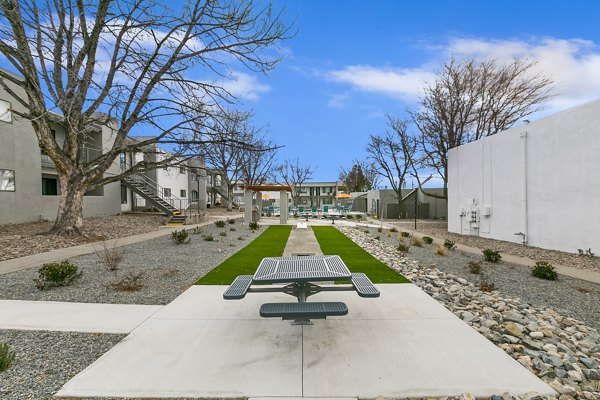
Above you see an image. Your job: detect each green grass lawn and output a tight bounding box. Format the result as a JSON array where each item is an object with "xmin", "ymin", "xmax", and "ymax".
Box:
[
  {"xmin": 196, "ymin": 225, "xmax": 292, "ymax": 285},
  {"xmin": 312, "ymin": 226, "xmax": 410, "ymax": 283}
]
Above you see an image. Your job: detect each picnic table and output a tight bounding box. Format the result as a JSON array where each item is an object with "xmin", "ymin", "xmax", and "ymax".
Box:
[{"xmin": 223, "ymin": 255, "xmax": 380, "ymax": 324}]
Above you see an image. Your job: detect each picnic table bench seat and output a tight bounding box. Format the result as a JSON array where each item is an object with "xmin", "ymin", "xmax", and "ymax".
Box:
[
  {"xmin": 260, "ymin": 301, "xmax": 348, "ymax": 320},
  {"xmin": 223, "ymin": 275, "xmax": 254, "ymax": 300},
  {"xmin": 351, "ymin": 273, "xmax": 380, "ymax": 298}
]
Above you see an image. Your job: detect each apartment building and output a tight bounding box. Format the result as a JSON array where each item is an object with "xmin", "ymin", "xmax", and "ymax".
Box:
[{"xmin": 295, "ymin": 181, "xmax": 342, "ymax": 208}]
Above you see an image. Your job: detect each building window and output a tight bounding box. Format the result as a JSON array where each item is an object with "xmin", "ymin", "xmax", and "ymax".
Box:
[
  {"xmin": 180, "ymin": 167, "xmax": 186, "ymax": 174},
  {"xmin": 163, "ymin": 188, "xmax": 171, "ymax": 197},
  {"xmin": 191, "ymin": 190, "xmax": 198, "ymax": 201},
  {"xmin": 180, "ymin": 189, "xmax": 186, "ymax": 198},
  {"xmin": 0, "ymin": 99, "xmax": 12, "ymax": 123},
  {"xmin": 0, "ymin": 169, "xmax": 15, "ymax": 191},
  {"xmin": 121, "ymin": 185, "xmax": 128, "ymax": 204},
  {"xmin": 42, "ymin": 176, "xmax": 58, "ymax": 195}
]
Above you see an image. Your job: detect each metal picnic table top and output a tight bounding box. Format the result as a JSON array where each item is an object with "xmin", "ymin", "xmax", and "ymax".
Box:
[{"xmin": 253, "ymin": 255, "xmax": 352, "ymax": 284}]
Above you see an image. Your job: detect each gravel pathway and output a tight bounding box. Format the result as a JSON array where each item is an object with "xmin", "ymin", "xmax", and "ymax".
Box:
[
  {"xmin": 362, "ymin": 226, "xmax": 600, "ymax": 331},
  {"xmin": 0, "ymin": 330, "xmax": 124, "ymax": 400},
  {"xmin": 0, "ymin": 219, "xmax": 264, "ymax": 305}
]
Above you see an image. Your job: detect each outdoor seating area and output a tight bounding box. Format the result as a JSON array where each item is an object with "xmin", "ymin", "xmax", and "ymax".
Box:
[{"xmin": 223, "ymin": 255, "xmax": 379, "ymax": 324}]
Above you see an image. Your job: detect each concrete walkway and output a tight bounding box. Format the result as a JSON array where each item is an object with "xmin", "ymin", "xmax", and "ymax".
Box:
[
  {"xmin": 0, "ymin": 215, "xmax": 240, "ymax": 276},
  {"xmin": 57, "ymin": 284, "xmax": 553, "ymax": 398},
  {"xmin": 283, "ymin": 224, "xmax": 323, "ymax": 256},
  {"xmin": 0, "ymin": 299, "xmax": 162, "ymax": 333},
  {"xmin": 384, "ymin": 223, "xmax": 600, "ymax": 285}
]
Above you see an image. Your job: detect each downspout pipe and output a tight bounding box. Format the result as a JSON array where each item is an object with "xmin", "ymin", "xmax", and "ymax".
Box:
[{"xmin": 520, "ymin": 131, "xmax": 528, "ymax": 245}]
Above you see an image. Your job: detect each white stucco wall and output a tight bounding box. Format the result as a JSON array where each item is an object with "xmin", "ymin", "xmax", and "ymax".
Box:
[{"xmin": 448, "ymin": 99, "xmax": 600, "ymax": 254}]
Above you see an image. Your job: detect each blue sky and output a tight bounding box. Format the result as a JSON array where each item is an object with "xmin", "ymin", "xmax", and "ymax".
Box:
[{"xmin": 233, "ymin": 1, "xmax": 600, "ymax": 184}]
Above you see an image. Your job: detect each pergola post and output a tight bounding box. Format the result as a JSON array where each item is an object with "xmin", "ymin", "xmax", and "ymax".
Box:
[
  {"xmin": 280, "ymin": 190, "xmax": 288, "ymax": 225},
  {"xmin": 244, "ymin": 189, "xmax": 253, "ymax": 224}
]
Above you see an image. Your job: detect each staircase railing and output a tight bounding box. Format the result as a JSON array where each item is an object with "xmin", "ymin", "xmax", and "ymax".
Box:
[{"xmin": 127, "ymin": 172, "xmax": 186, "ymax": 213}]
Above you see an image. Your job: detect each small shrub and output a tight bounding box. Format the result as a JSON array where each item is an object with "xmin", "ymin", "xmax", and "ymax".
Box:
[
  {"xmin": 191, "ymin": 226, "xmax": 203, "ymax": 235},
  {"xmin": 214, "ymin": 220, "xmax": 226, "ymax": 228},
  {"xmin": 377, "ymin": 227, "xmax": 383, "ymax": 233},
  {"xmin": 364, "ymin": 229, "xmax": 370, "ymax": 234},
  {"xmin": 227, "ymin": 218, "xmax": 236, "ymax": 224},
  {"xmin": 249, "ymin": 221, "xmax": 259, "ymax": 231},
  {"xmin": 374, "ymin": 235, "xmax": 381, "ymax": 240},
  {"xmin": 171, "ymin": 229, "xmax": 190, "ymax": 244},
  {"xmin": 35, "ymin": 261, "xmax": 82, "ymax": 290},
  {"xmin": 401, "ymin": 231, "xmax": 410, "ymax": 238},
  {"xmin": 422, "ymin": 236, "xmax": 433, "ymax": 244},
  {"xmin": 386, "ymin": 232, "xmax": 391, "ymax": 238},
  {"xmin": 397, "ymin": 242, "xmax": 410, "ymax": 252},
  {"xmin": 219, "ymin": 231, "xmax": 227, "ymax": 237},
  {"xmin": 390, "ymin": 227, "xmax": 398, "ymax": 233},
  {"xmin": 443, "ymin": 239, "xmax": 456, "ymax": 250},
  {"xmin": 229, "ymin": 227, "xmax": 236, "ymax": 232},
  {"xmin": 411, "ymin": 236, "xmax": 424, "ymax": 247},
  {"xmin": 0, "ymin": 342, "xmax": 16, "ymax": 372},
  {"xmin": 532, "ymin": 261, "xmax": 558, "ymax": 280},
  {"xmin": 237, "ymin": 236, "xmax": 244, "ymax": 240},
  {"xmin": 482, "ymin": 249, "xmax": 502, "ymax": 263},
  {"xmin": 479, "ymin": 279, "xmax": 496, "ymax": 292},
  {"xmin": 95, "ymin": 241, "xmax": 122, "ymax": 271},
  {"xmin": 346, "ymin": 214, "xmax": 354, "ymax": 219},
  {"xmin": 203, "ymin": 235, "xmax": 214, "ymax": 241},
  {"xmin": 468, "ymin": 261, "xmax": 482, "ymax": 274},
  {"xmin": 112, "ymin": 272, "xmax": 145, "ymax": 292},
  {"xmin": 355, "ymin": 214, "xmax": 362, "ymax": 220},
  {"xmin": 435, "ymin": 245, "xmax": 448, "ymax": 256}
]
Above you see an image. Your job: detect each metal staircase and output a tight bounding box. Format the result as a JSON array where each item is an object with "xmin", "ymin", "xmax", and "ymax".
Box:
[{"xmin": 122, "ymin": 173, "xmax": 187, "ymax": 225}]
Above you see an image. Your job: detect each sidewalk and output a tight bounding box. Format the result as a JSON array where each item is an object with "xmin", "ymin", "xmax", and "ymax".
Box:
[
  {"xmin": 386, "ymin": 222, "xmax": 600, "ymax": 285},
  {"xmin": 0, "ymin": 215, "xmax": 240, "ymax": 276}
]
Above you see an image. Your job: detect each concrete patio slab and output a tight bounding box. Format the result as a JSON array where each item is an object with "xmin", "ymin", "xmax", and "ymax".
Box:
[
  {"xmin": 0, "ymin": 300, "xmax": 162, "ymax": 333},
  {"xmin": 283, "ymin": 226, "xmax": 322, "ymax": 256},
  {"xmin": 57, "ymin": 284, "xmax": 554, "ymax": 398}
]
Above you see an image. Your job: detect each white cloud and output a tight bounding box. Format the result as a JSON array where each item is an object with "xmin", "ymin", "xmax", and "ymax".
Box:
[
  {"xmin": 220, "ymin": 71, "xmax": 270, "ymax": 101},
  {"xmin": 327, "ymin": 93, "xmax": 350, "ymax": 109},
  {"xmin": 327, "ymin": 65, "xmax": 436, "ymax": 101},
  {"xmin": 446, "ymin": 37, "xmax": 600, "ymax": 112},
  {"xmin": 326, "ymin": 37, "xmax": 600, "ymax": 113}
]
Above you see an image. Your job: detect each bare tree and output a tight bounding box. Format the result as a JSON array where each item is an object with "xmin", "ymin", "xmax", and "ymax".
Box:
[
  {"xmin": 238, "ymin": 136, "xmax": 278, "ymax": 187},
  {"xmin": 273, "ymin": 158, "xmax": 314, "ymax": 206},
  {"xmin": 338, "ymin": 159, "xmax": 378, "ymax": 192},
  {"xmin": 0, "ymin": 0, "xmax": 290, "ymax": 234},
  {"xmin": 411, "ymin": 58, "xmax": 552, "ymax": 200},
  {"xmin": 367, "ymin": 116, "xmax": 417, "ymax": 218}
]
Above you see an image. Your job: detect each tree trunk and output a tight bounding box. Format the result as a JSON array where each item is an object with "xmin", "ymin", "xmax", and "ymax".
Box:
[
  {"xmin": 51, "ymin": 172, "xmax": 86, "ymax": 235},
  {"xmin": 397, "ymin": 191, "xmax": 405, "ymax": 219}
]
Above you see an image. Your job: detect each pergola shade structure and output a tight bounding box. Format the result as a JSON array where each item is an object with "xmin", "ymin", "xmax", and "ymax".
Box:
[{"xmin": 240, "ymin": 185, "xmax": 293, "ymax": 225}]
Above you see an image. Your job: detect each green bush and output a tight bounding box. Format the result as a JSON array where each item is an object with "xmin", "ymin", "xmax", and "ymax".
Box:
[
  {"xmin": 171, "ymin": 229, "xmax": 190, "ymax": 244},
  {"xmin": 191, "ymin": 226, "xmax": 203, "ymax": 235},
  {"xmin": 227, "ymin": 218, "xmax": 236, "ymax": 224},
  {"xmin": 355, "ymin": 214, "xmax": 362, "ymax": 220},
  {"xmin": 397, "ymin": 242, "xmax": 410, "ymax": 253},
  {"xmin": 219, "ymin": 231, "xmax": 227, "ymax": 237},
  {"xmin": 346, "ymin": 214, "xmax": 354, "ymax": 219},
  {"xmin": 422, "ymin": 236, "xmax": 433, "ymax": 244},
  {"xmin": 482, "ymin": 249, "xmax": 501, "ymax": 263},
  {"xmin": 203, "ymin": 235, "xmax": 214, "ymax": 241},
  {"xmin": 374, "ymin": 235, "xmax": 380, "ymax": 240},
  {"xmin": 249, "ymin": 221, "xmax": 259, "ymax": 231},
  {"xmin": 443, "ymin": 239, "xmax": 456, "ymax": 250},
  {"xmin": 0, "ymin": 342, "xmax": 15, "ymax": 372},
  {"xmin": 377, "ymin": 227, "xmax": 383, "ymax": 233},
  {"xmin": 390, "ymin": 227, "xmax": 398, "ymax": 233},
  {"xmin": 532, "ymin": 261, "xmax": 558, "ymax": 280},
  {"xmin": 401, "ymin": 231, "xmax": 410, "ymax": 238},
  {"xmin": 34, "ymin": 260, "xmax": 81, "ymax": 290},
  {"xmin": 468, "ymin": 261, "xmax": 482, "ymax": 274},
  {"xmin": 229, "ymin": 227, "xmax": 236, "ymax": 232},
  {"xmin": 214, "ymin": 220, "xmax": 226, "ymax": 228}
]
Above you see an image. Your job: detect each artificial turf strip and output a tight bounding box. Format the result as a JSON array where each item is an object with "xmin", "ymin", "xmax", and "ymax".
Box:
[
  {"xmin": 196, "ymin": 225, "xmax": 292, "ymax": 285},
  {"xmin": 312, "ymin": 226, "xmax": 410, "ymax": 284}
]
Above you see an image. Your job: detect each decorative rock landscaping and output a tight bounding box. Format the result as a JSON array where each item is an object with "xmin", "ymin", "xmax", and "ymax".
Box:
[{"xmin": 340, "ymin": 226, "xmax": 600, "ymax": 400}]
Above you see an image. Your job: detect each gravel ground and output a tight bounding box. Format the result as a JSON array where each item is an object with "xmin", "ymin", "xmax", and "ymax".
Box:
[
  {"xmin": 0, "ymin": 214, "xmax": 167, "ymax": 262},
  {"xmin": 362, "ymin": 226, "xmax": 600, "ymax": 331},
  {"xmin": 391, "ymin": 221, "xmax": 600, "ymax": 274},
  {"xmin": 0, "ymin": 330, "xmax": 124, "ymax": 400},
  {"xmin": 0, "ymin": 219, "xmax": 264, "ymax": 305}
]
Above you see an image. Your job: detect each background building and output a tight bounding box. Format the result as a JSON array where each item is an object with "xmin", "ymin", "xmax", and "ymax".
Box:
[
  {"xmin": 448, "ymin": 99, "xmax": 600, "ymax": 254},
  {"xmin": 363, "ymin": 188, "xmax": 447, "ymax": 220}
]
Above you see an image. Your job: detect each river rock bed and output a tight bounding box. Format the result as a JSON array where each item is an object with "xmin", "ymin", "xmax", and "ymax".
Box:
[{"xmin": 340, "ymin": 226, "xmax": 600, "ymax": 400}]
